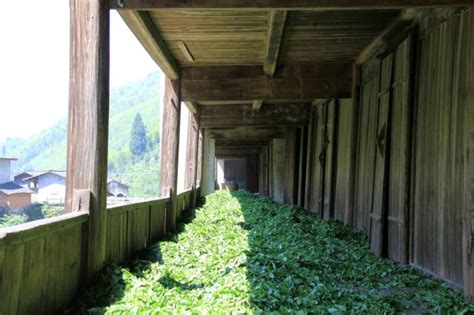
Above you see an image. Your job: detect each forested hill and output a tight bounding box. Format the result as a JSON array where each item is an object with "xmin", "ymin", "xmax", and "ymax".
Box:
[{"xmin": 0, "ymin": 71, "xmax": 164, "ymax": 197}]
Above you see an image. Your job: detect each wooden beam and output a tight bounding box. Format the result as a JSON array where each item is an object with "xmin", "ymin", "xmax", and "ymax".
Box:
[
  {"xmin": 200, "ymin": 103, "xmax": 310, "ymax": 128},
  {"xmin": 178, "ymin": 41, "xmax": 195, "ymax": 63},
  {"xmin": 216, "ymin": 147, "xmax": 263, "ymax": 156},
  {"xmin": 191, "ymin": 115, "xmax": 201, "ymax": 206},
  {"xmin": 207, "ymin": 126, "xmax": 287, "ymax": 139},
  {"xmin": 182, "ymin": 64, "xmax": 352, "ymax": 102},
  {"xmin": 67, "ymin": 0, "xmax": 109, "ymax": 276},
  {"xmin": 216, "ymin": 139, "xmax": 270, "ymax": 147},
  {"xmin": 159, "ymin": 78, "xmax": 181, "ymax": 233},
  {"xmin": 111, "ymin": 0, "xmax": 473, "ymax": 10},
  {"xmin": 356, "ymin": 9, "xmax": 418, "ymax": 65},
  {"xmin": 119, "ymin": 10, "xmax": 180, "ymax": 79},
  {"xmin": 184, "ymin": 101, "xmax": 198, "ymax": 114},
  {"xmin": 264, "ymin": 11, "xmax": 287, "ymax": 76},
  {"xmin": 252, "ymin": 100, "xmax": 263, "ymax": 111}
]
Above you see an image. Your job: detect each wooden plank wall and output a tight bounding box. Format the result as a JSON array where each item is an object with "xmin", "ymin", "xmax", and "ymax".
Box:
[
  {"xmin": 301, "ymin": 8, "xmax": 474, "ymax": 294},
  {"xmin": 353, "ymin": 60, "xmax": 380, "ymax": 231},
  {"xmin": 304, "ymin": 99, "xmax": 354, "ymax": 220},
  {"xmin": 461, "ymin": 8, "xmax": 474, "ymax": 301},
  {"xmin": 308, "ymin": 104, "xmax": 324, "ymax": 214},
  {"xmin": 387, "ymin": 35, "xmax": 413, "ymax": 264},
  {"xmin": 333, "ymin": 99, "xmax": 356, "ymax": 221},
  {"xmin": 412, "ymin": 9, "xmax": 471, "ymax": 287}
]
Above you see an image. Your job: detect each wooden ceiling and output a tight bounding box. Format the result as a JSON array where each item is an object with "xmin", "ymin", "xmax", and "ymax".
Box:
[
  {"xmin": 116, "ymin": 1, "xmax": 469, "ymax": 104},
  {"xmin": 147, "ymin": 9, "xmax": 399, "ymax": 67}
]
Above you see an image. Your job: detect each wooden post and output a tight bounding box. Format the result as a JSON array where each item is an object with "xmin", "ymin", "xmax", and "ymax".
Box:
[
  {"xmin": 192, "ymin": 114, "xmax": 201, "ymax": 207},
  {"xmin": 66, "ymin": 0, "xmax": 109, "ymax": 276},
  {"xmin": 159, "ymin": 78, "xmax": 181, "ymax": 233},
  {"xmin": 201, "ymin": 130, "xmax": 216, "ymax": 196}
]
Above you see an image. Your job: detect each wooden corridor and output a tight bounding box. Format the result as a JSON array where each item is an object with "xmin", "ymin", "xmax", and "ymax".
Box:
[{"xmin": 1, "ymin": 1, "xmax": 474, "ymax": 313}]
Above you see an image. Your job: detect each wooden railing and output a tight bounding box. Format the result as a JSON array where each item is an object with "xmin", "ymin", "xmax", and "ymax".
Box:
[
  {"xmin": 0, "ymin": 187, "xmax": 200, "ymax": 314},
  {"xmin": 176, "ymin": 188, "xmax": 194, "ymax": 219},
  {"xmin": 106, "ymin": 197, "xmax": 169, "ymax": 264},
  {"xmin": 0, "ymin": 212, "xmax": 89, "ymax": 314}
]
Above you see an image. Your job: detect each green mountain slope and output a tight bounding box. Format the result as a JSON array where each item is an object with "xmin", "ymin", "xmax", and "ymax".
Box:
[{"xmin": 1, "ymin": 71, "xmax": 163, "ymax": 197}]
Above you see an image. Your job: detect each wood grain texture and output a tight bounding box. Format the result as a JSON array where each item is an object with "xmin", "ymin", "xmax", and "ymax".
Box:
[
  {"xmin": 207, "ymin": 126, "xmax": 287, "ymax": 139},
  {"xmin": 181, "ymin": 64, "xmax": 352, "ymax": 102},
  {"xmin": 321, "ymin": 101, "xmax": 337, "ymax": 219},
  {"xmin": 412, "ymin": 10, "xmax": 468, "ymax": 287},
  {"xmin": 353, "ymin": 59, "xmax": 380, "ymax": 231},
  {"xmin": 200, "ymin": 103, "xmax": 309, "ymax": 128},
  {"xmin": 264, "ymin": 11, "xmax": 287, "ymax": 76},
  {"xmin": 284, "ymin": 128, "xmax": 297, "ymax": 204},
  {"xmin": 387, "ymin": 35, "xmax": 413, "ymax": 264},
  {"xmin": 111, "ymin": 0, "xmax": 473, "ymax": 10},
  {"xmin": 369, "ymin": 53, "xmax": 393, "ymax": 257},
  {"xmin": 159, "ymin": 78, "xmax": 181, "ymax": 233},
  {"xmin": 0, "ymin": 216, "xmax": 87, "ymax": 314},
  {"xmin": 356, "ymin": 9, "xmax": 417, "ymax": 65},
  {"xmin": 461, "ymin": 8, "xmax": 474, "ymax": 301},
  {"xmin": 333, "ymin": 99, "xmax": 354, "ymax": 222},
  {"xmin": 67, "ymin": 0, "xmax": 110, "ymax": 276}
]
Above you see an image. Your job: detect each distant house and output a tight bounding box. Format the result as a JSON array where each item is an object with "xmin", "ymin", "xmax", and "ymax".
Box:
[
  {"xmin": 0, "ymin": 157, "xmax": 18, "ymax": 184},
  {"xmin": 14, "ymin": 171, "xmax": 44, "ymax": 186},
  {"xmin": 22, "ymin": 171, "xmax": 67, "ymax": 203},
  {"xmin": 0, "ymin": 158, "xmax": 34, "ymax": 209},
  {"xmin": 107, "ymin": 180, "xmax": 129, "ymax": 198},
  {"xmin": 0, "ymin": 181, "xmax": 34, "ymax": 209}
]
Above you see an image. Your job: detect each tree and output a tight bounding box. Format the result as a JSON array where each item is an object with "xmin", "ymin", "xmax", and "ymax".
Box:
[{"xmin": 129, "ymin": 113, "xmax": 148, "ymax": 158}]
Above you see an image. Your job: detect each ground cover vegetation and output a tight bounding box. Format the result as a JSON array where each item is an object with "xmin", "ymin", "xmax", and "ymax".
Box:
[{"xmin": 70, "ymin": 190, "xmax": 474, "ymax": 314}]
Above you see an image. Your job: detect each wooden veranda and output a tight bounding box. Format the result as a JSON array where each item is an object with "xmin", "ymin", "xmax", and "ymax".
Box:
[{"xmin": 1, "ymin": 0, "xmax": 474, "ymax": 313}]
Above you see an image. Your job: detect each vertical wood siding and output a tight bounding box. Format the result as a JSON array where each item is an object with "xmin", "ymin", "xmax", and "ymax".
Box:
[
  {"xmin": 333, "ymin": 99, "xmax": 355, "ymax": 221},
  {"xmin": 387, "ymin": 35, "xmax": 413, "ymax": 264},
  {"xmin": 412, "ymin": 10, "xmax": 469, "ymax": 287},
  {"xmin": 354, "ymin": 60, "xmax": 380, "ymax": 231}
]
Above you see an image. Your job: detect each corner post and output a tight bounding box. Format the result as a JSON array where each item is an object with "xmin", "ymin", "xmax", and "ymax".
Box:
[
  {"xmin": 66, "ymin": 0, "xmax": 110, "ymax": 276},
  {"xmin": 159, "ymin": 77, "xmax": 181, "ymax": 233}
]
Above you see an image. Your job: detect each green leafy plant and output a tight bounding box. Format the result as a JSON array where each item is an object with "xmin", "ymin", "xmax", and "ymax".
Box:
[
  {"xmin": 0, "ymin": 214, "xmax": 28, "ymax": 228},
  {"xmin": 71, "ymin": 191, "xmax": 474, "ymax": 314}
]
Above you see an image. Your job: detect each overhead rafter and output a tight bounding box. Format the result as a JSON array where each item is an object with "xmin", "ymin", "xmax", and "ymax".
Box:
[
  {"xmin": 111, "ymin": 0, "xmax": 473, "ymax": 10},
  {"xmin": 264, "ymin": 11, "xmax": 287, "ymax": 76},
  {"xmin": 216, "ymin": 139, "xmax": 270, "ymax": 147},
  {"xmin": 119, "ymin": 10, "xmax": 180, "ymax": 79},
  {"xmin": 207, "ymin": 126, "xmax": 287, "ymax": 139},
  {"xmin": 181, "ymin": 64, "xmax": 352, "ymax": 102},
  {"xmin": 200, "ymin": 103, "xmax": 310, "ymax": 128},
  {"xmin": 178, "ymin": 41, "xmax": 195, "ymax": 63},
  {"xmin": 356, "ymin": 9, "xmax": 418, "ymax": 65}
]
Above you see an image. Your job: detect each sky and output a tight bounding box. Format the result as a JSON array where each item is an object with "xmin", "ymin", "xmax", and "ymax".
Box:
[{"xmin": 0, "ymin": 1, "xmax": 159, "ymax": 143}]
